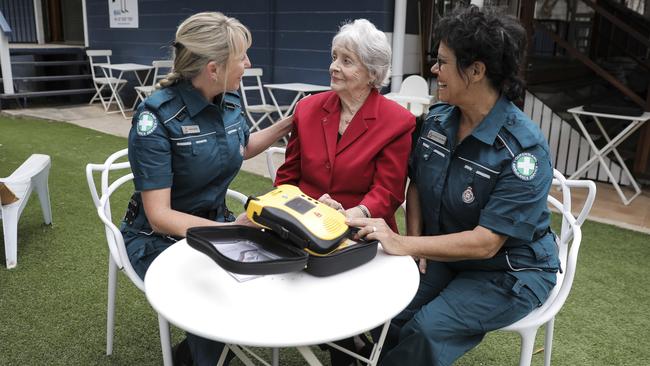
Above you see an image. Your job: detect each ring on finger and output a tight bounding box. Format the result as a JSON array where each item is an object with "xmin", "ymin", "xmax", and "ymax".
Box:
[{"xmin": 372, "ymin": 226, "xmax": 377, "ymax": 233}]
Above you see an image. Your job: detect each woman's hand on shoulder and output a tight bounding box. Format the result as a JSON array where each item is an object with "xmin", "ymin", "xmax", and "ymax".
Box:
[{"xmin": 277, "ymin": 113, "xmax": 294, "ymax": 133}]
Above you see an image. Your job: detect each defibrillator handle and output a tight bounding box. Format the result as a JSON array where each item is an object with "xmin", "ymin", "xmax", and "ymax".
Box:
[
  {"xmin": 251, "ymin": 209, "xmax": 309, "ymax": 249},
  {"xmin": 244, "ymin": 196, "xmax": 258, "ymax": 210}
]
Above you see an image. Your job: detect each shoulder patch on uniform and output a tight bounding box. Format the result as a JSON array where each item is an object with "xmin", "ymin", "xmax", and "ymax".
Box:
[
  {"xmin": 512, "ymin": 152, "xmax": 538, "ymax": 181},
  {"xmin": 136, "ymin": 111, "xmax": 158, "ymax": 136}
]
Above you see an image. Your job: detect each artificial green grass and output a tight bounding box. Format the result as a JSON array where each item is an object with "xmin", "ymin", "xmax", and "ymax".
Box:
[{"xmin": 1, "ymin": 115, "xmax": 649, "ymax": 365}]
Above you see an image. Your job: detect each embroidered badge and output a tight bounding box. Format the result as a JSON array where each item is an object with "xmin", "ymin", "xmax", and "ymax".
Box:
[
  {"xmin": 181, "ymin": 125, "xmax": 200, "ymax": 134},
  {"xmin": 136, "ymin": 111, "xmax": 158, "ymax": 136},
  {"xmin": 512, "ymin": 153, "xmax": 538, "ymax": 181},
  {"xmin": 426, "ymin": 130, "xmax": 447, "ymax": 145},
  {"xmin": 462, "ymin": 186, "xmax": 475, "ymax": 204}
]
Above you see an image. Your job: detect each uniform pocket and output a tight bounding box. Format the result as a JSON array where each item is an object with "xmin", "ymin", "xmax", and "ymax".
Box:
[
  {"xmin": 225, "ymin": 123, "xmax": 245, "ymax": 158},
  {"xmin": 171, "ymin": 133, "xmax": 218, "ymax": 175},
  {"xmin": 454, "ymin": 157, "xmax": 499, "ymax": 209},
  {"xmin": 478, "ymin": 273, "xmax": 539, "ymax": 330},
  {"xmin": 415, "ymin": 137, "xmax": 448, "ymax": 180}
]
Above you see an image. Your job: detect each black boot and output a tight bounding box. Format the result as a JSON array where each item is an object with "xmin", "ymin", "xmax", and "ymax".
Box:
[{"xmin": 172, "ymin": 338, "xmax": 193, "ymax": 366}]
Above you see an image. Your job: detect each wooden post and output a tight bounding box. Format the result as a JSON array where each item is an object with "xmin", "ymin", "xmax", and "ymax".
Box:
[
  {"xmin": 0, "ymin": 30, "xmax": 14, "ymax": 95},
  {"xmin": 518, "ymin": 0, "xmax": 536, "ymax": 109},
  {"xmin": 633, "ymin": 87, "xmax": 650, "ymax": 175},
  {"xmin": 33, "ymin": 0, "xmax": 44, "ymax": 44}
]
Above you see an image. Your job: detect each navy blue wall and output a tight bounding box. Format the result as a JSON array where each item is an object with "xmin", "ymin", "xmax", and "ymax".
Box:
[
  {"xmin": 86, "ymin": 0, "xmax": 394, "ymax": 87},
  {"xmin": 0, "ymin": 0, "xmax": 36, "ymax": 42}
]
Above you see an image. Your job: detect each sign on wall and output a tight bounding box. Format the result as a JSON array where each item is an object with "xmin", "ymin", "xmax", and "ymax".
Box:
[{"xmin": 109, "ymin": 0, "xmax": 139, "ymax": 28}]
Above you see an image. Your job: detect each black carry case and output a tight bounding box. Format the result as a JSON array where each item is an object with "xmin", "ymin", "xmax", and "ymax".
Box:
[{"xmin": 187, "ymin": 225, "xmax": 378, "ymax": 277}]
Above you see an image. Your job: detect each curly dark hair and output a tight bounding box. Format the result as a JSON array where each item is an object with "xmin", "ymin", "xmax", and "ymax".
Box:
[{"xmin": 433, "ymin": 5, "xmax": 527, "ymax": 101}]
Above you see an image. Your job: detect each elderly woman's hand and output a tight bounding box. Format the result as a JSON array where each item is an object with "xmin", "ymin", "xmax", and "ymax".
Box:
[
  {"xmin": 346, "ymin": 217, "xmax": 408, "ymax": 256},
  {"xmin": 318, "ymin": 193, "xmax": 345, "ymax": 213}
]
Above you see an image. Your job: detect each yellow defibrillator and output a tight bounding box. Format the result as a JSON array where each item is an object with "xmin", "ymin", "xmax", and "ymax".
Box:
[{"xmin": 245, "ymin": 184, "xmax": 352, "ymax": 255}]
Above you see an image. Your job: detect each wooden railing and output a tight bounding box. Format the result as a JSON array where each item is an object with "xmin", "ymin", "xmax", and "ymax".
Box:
[
  {"xmin": 535, "ymin": 22, "xmax": 646, "ymax": 107},
  {"xmin": 530, "ymin": 0, "xmax": 650, "ymax": 174}
]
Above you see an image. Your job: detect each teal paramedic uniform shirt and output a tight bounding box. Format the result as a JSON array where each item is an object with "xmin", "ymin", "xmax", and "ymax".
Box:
[
  {"xmin": 409, "ymin": 97, "xmax": 559, "ymax": 303},
  {"xmin": 124, "ymin": 80, "xmax": 250, "ymax": 234}
]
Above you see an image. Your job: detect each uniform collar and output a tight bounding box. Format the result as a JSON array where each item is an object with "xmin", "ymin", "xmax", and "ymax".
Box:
[
  {"xmin": 177, "ymin": 80, "xmax": 212, "ymax": 117},
  {"xmin": 470, "ymin": 95, "xmax": 512, "ymax": 146},
  {"xmin": 435, "ymin": 106, "xmax": 460, "ymax": 148}
]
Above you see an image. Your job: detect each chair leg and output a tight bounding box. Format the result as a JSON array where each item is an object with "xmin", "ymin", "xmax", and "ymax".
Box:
[
  {"xmin": 89, "ymin": 89, "xmax": 101, "ymax": 105},
  {"xmin": 158, "ymin": 314, "xmax": 173, "ymax": 366},
  {"xmin": 89, "ymin": 82, "xmax": 105, "ymax": 105},
  {"xmin": 33, "ymin": 169, "xmax": 52, "ymax": 225},
  {"xmin": 544, "ymin": 318, "xmax": 556, "ymax": 366},
  {"xmin": 132, "ymin": 91, "xmax": 144, "ymax": 110},
  {"xmin": 246, "ymin": 111, "xmax": 262, "ymax": 133},
  {"xmin": 2, "ymin": 207, "xmax": 18, "ymax": 269},
  {"xmin": 106, "ymin": 256, "xmax": 118, "ymax": 355},
  {"xmin": 517, "ymin": 327, "xmax": 539, "ymax": 366},
  {"xmin": 96, "ymin": 84, "xmax": 110, "ymax": 111}
]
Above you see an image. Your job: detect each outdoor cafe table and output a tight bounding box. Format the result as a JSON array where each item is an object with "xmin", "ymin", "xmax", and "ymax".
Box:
[
  {"xmin": 144, "ymin": 239, "xmax": 419, "ymax": 366},
  {"xmin": 99, "ymin": 63, "xmax": 153, "ymax": 119},
  {"xmin": 567, "ymin": 106, "xmax": 650, "ymax": 205},
  {"xmin": 264, "ymin": 83, "xmax": 331, "ymax": 118}
]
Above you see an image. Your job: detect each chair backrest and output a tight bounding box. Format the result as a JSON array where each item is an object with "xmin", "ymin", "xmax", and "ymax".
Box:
[
  {"xmin": 86, "ymin": 49, "xmax": 114, "ymax": 79},
  {"xmin": 528, "ymin": 170, "xmax": 596, "ymax": 325},
  {"xmin": 1, "ymin": 153, "xmax": 51, "ymax": 212},
  {"xmin": 86, "ymin": 149, "xmax": 144, "ymax": 289},
  {"xmin": 265, "ymin": 147, "xmax": 286, "ymax": 182},
  {"xmin": 5, "ymin": 154, "xmax": 51, "ymax": 184},
  {"xmin": 87, "ymin": 149, "xmax": 249, "ymax": 291},
  {"xmin": 400, "ymin": 75, "xmax": 429, "ymax": 97},
  {"xmin": 240, "ymin": 68, "xmax": 268, "ymax": 108},
  {"xmin": 150, "ymin": 60, "xmax": 173, "ymax": 87},
  {"xmin": 398, "ymin": 75, "xmax": 431, "ymax": 116}
]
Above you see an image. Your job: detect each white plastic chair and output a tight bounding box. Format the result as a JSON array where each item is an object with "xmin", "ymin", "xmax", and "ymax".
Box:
[
  {"xmin": 240, "ymin": 68, "xmax": 290, "ymax": 133},
  {"xmin": 497, "ymin": 169, "xmax": 597, "ymax": 366},
  {"xmin": 133, "ymin": 60, "xmax": 173, "ymax": 108},
  {"xmin": 86, "ymin": 148, "xmax": 247, "ymax": 365},
  {"xmin": 1, "ymin": 154, "xmax": 52, "ymax": 269},
  {"xmin": 265, "ymin": 146, "xmax": 286, "ymax": 182},
  {"xmin": 385, "ymin": 75, "xmax": 433, "ymax": 117},
  {"xmin": 86, "ymin": 50, "xmax": 128, "ymax": 111}
]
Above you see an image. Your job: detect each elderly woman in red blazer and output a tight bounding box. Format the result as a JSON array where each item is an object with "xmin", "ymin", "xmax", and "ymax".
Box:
[{"xmin": 275, "ymin": 19, "xmax": 415, "ymax": 234}]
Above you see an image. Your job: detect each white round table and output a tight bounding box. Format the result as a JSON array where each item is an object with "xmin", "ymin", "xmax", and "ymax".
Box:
[{"xmin": 145, "ymin": 239, "xmax": 419, "ymax": 365}]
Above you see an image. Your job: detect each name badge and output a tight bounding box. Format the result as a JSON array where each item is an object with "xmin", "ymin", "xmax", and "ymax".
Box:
[
  {"xmin": 427, "ymin": 130, "xmax": 447, "ymax": 146},
  {"xmin": 181, "ymin": 125, "xmax": 200, "ymax": 134}
]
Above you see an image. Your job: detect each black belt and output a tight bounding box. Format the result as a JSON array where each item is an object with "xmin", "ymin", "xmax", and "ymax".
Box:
[{"xmin": 191, "ymin": 204, "xmax": 233, "ymax": 221}]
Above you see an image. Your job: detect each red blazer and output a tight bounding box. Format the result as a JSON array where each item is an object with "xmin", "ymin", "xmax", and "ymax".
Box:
[{"xmin": 275, "ymin": 89, "xmax": 415, "ymax": 231}]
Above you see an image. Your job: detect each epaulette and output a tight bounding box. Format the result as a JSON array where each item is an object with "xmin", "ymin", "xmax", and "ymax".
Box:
[
  {"xmin": 426, "ymin": 102, "xmax": 454, "ymax": 119},
  {"xmin": 144, "ymin": 87, "xmax": 176, "ymax": 109},
  {"xmin": 223, "ymin": 91, "xmax": 242, "ymax": 110},
  {"xmin": 502, "ymin": 110, "xmax": 545, "ymax": 150}
]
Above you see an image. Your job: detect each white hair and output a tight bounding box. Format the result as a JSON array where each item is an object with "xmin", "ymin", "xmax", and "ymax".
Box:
[{"xmin": 332, "ymin": 19, "xmax": 392, "ymax": 89}]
